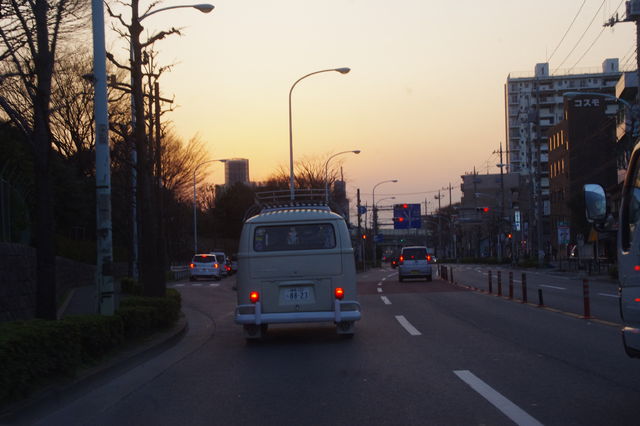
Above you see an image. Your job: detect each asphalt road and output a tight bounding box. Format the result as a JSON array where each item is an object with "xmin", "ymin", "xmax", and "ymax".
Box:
[{"xmin": 21, "ymin": 268, "xmax": 640, "ymax": 426}]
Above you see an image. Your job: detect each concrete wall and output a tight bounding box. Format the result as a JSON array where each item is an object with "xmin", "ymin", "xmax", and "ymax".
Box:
[{"xmin": 0, "ymin": 242, "xmax": 95, "ymax": 322}]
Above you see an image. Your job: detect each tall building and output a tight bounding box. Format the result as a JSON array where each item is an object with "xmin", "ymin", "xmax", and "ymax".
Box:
[
  {"xmin": 224, "ymin": 158, "xmax": 249, "ymax": 186},
  {"xmin": 548, "ymin": 94, "xmax": 617, "ymax": 258},
  {"xmin": 504, "ymin": 59, "xmax": 622, "ymax": 253}
]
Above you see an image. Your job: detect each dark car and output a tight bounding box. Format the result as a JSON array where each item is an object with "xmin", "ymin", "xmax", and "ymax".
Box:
[{"xmin": 390, "ymin": 256, "xmax": 399, "ymax": 268}]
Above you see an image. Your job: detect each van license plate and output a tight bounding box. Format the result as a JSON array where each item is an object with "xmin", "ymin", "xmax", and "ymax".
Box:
[{"xmin": 283, "ymin": 287, "xmax": 312, "ymax": 303}]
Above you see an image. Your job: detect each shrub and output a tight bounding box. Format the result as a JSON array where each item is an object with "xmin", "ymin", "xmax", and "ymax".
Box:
[
  {"xmin": 0, "ymin": 315, "xmax": 124, "ymax": 403},
  {"xmin": 120, "ymin": 277, "xmax": 142, "ymax": 295},
  {"xmin": 0, "ymin": 290, "xmax": 182, "ymax": 406}
]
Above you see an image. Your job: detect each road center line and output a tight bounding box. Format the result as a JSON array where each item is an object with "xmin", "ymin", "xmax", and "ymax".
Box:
[
  {"xmin": 378, "ymin": 281, "xmax": 383, "ymax": 286},
  {"xmin": 377, "ymin": 287, "xmax": 383, "ymax": 293},
  {"xmin": 381, "ymin": 296, "xmax": 391, "ymax": 305},
  {"xmin": 539, "ymin": 284, "xmax": 566, "ymax": 290},
  {"xmin": 381, "ymin": 277, "xmax": 387, "ymax": 281},
  {"xmin": 453, "ymin": 370, "xmax": 543, "ymax": 426},
  {"xmin": 395, "ymin": 315, "xmax": 421, "ymax": 336}
]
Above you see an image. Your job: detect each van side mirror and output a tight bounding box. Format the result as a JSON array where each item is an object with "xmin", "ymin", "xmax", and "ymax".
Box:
[{"xmin": 583, "ymin": 184, "xmax": 607, "ymax": 223}]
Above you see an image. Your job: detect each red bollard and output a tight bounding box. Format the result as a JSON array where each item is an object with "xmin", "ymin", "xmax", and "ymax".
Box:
[
  {"xmin": 582, "ymin": 278, "xmax": 591, "ymax": 319},
  {"xmin": 497, "ymin": 271, "xmax": 502, "ymax": 296},
  {"xmin": 508, "ymin": 271, "xmax": 514, "ymax": 299},
  {"xmin": 488, "ymin": 270, "xmax": 492, "ymax": 294},
  {"xmin": 521, "ymin": 273, "xmax": 528, "ymax": 304}
]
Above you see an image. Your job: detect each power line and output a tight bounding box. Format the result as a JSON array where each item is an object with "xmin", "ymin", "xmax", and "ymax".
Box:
[
  {"xmin": 547, "ymin": 0, "xmax": 588, "ymax": 62},
  {"xmin": 553, "ymin": 0, "xmax": 607, "ymax": 74},
  {"xmin": 568, "ymin": 25, "xmax": 606, "ymax": 72}
]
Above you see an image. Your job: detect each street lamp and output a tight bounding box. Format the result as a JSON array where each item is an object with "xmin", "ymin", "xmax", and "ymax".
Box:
[
  {"xmin": 288, "ymin": 67, "xmax": 351, "ymax": 200},
  {"xmin": 324, "ymin": 150, "xmax": 360, "ymax": 203},
  {"xmin": 193, "ymin": 159, "xmax": 227, "ymax": 254},
  {"xmin": 129, "ymin": 2, "xmax": 214, "ymax": 279},
  {"xmin": 372, "ymin": 179, "xmax": 398, "ymax": 266}
]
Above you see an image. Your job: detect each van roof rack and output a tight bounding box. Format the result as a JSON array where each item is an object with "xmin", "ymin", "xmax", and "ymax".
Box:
[{"xmin": 245, "ymin": 189, "xmax": 331, "ymax": 216}]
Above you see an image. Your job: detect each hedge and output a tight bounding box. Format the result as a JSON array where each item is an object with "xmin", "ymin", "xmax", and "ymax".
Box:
[{"xmin": 0, "ymin": 289, "xmax": 181, "ymax": 406}]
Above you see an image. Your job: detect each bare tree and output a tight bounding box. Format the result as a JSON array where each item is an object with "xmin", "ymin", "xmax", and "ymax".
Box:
[
  {"xmin": 161, "ymin": 130, "xmax": 209, "ymax": 201},
  {"xmin": 0, "ymin": 0, "xmax": 89, "ymax": 319},
  {"xmin": 264, "ymin": 154, "xmax": 345, "ymax": 191}
]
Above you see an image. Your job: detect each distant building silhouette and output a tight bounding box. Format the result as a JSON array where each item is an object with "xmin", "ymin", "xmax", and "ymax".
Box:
[{"xmin": 225, "ymin": 158, "xmax": 249, "ymax": 185}]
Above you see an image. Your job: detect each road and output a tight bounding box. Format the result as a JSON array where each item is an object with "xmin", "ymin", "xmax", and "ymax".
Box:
[{"xmin": 19, "ymin": 267, "xmax": 640, "ymax": 426}]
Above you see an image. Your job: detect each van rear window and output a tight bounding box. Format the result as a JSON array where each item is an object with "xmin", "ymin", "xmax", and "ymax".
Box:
[{"xmin": 254, "ymin": 224, "xmax": 336, "ymax": 252}]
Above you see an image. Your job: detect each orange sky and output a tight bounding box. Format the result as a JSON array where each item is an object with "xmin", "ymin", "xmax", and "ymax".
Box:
[{"xmin": 108, "ymin": 0, "xmax": 636, "ymax": 210}]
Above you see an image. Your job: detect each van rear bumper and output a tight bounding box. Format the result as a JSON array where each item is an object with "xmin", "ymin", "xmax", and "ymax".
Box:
[{"xmin": 235, "ymin": 300, "xmax": 361, "ymax": 325}]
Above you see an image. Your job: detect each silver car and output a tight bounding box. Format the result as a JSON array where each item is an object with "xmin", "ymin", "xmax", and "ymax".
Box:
[
  {"xmin": 190, "ymin": 254, "xmax": 222, "ymax": 281},
  {"xmin": 398, "ymin": 246, "xmax": 433, "ymax": 282}
]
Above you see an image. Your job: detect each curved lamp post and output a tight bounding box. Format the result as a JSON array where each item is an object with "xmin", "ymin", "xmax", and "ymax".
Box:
[
  {"xmin": 372, "ymin": 179, "xmax": 398, "ymax": 266},
  {"xmin": 288, "ymin": 67, "xmax": 351, "ymax": 200},
  {"xmin": 324, "ymin": 150, "xmax": 360, "ymax": 203},
  {"xmin": 129, "ymin": 2, "xmax": 214, "ymax": 279},
  {"xmin": 193, "ymin": 159, "xmax": 227, "ymax": 254}
]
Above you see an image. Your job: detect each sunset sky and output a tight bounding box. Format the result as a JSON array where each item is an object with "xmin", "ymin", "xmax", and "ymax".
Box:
[{"xmin": 108, "ymin": 0, "xmax": 636, "ymax": 214}]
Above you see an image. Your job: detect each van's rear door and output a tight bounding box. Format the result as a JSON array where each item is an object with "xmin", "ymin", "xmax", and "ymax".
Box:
[{"xmin": 249, "ymin": 222, "xmax": 342, "ymax": 313}]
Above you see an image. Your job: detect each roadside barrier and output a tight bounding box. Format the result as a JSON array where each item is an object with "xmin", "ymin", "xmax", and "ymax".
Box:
[
  {"xmin": 583, "ymin": 278, "xmax": 591, "ymax": 319},
  {"xmin": 497, "ymin": 271, "xmax": 502, "ymax": 296},
  {"xmin": 508, "ymin": 271, "xmax": 514, "ymax": 299},
  {"xmin": 521, "ymin": 273, "xmax": 528, "ymax": 304},
  {"xmin": 449, "ymin": 267, "xmax": 454, "ymax": 283},
  {"xmin": 488, "ymin": 270, "xmax": 493, "ymax": 294},
  {"xmin": 538, "ymin": 288, "xmax": 544, "ymax": 307}
]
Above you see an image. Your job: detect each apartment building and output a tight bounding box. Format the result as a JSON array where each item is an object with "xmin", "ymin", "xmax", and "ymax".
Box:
[
  {"xmin": 504, "ymin": 59, "xmax": 621, "ymax": 251},
  {"xmin": 224, "ymin": 158, "xmax": 250, "ymax": 186}
]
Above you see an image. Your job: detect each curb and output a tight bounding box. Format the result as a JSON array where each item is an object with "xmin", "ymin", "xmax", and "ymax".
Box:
[{"xmin": 0, "ymin": 315, "xmax": 188, "ymax": 423}]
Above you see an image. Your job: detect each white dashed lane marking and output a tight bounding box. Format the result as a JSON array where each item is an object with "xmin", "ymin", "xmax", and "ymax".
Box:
[
  {"xmin": 381, "ymin": 296, "xmax": 391, "ymax": 305},
  {"xmin": 454, "ymin": 370, "xmax": 543, "ymax": 426},
  {"xmin": 395, "ymin": 315, "xmax": 421, "ymax": 336}
]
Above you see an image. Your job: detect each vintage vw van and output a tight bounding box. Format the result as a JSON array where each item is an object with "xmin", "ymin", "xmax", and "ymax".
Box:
[{"xmin": 234, "ymin": 202, "xmax": 361, "ymax": 339}]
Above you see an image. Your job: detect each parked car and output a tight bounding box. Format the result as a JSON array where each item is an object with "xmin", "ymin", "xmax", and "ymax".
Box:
[
  {"xmin": 211, "ymin": 252, "xmax": 228, "ymax": 277},
  {"xmin": 229, "ymin": 254, "xmax": 238, "ymax": 274},
  {"xmin": 190, "ymin": 253, "xmax": 222, "ymax": 281},
  {"xmin": 398, "ymin": 246, "xmax": 432, "ymax": 282}
]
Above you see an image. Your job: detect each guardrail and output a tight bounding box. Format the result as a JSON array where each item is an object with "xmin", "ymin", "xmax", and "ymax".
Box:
[{"xmin": 170, "ymin": 265, "xmax": 190, "ymax": 281}]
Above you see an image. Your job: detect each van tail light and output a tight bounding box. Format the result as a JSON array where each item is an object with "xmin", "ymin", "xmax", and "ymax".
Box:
[
  {"xmin": 635, "ymin": 265, "xmax": 640, "ymax": 271},
  {"xmin": 249, "ymin": 291, "xmax": 260, "ymax": 303},
  {"xmin": 399, "ymin": 255, "xmax": 404, "ymax": 265},
  {"xmin": 189, "ymin": 263, "xmax": 195, "ymax": 269},
  {"xmin": 335, "ymin": 287, "xmax": 345, "ymax": 300}
]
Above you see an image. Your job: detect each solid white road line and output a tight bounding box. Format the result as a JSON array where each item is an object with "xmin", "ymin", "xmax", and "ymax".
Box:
[
  {"xmin": 539, "ymin": 284, "xmax": 566, "ymax": 290},
  {"xmin": 395, "ymin": 315, "xmax": 421, "ymax": 336},
  {"xmin": 453, "ymin": 370, "xmax": 543, "ymax": 426},
  {"xmin": 598, "ymin": 293, "xmax": 619, "ymax": 298},
  {"xmin": 381, "ymin": 296, "xmax": 391, "ymax": 305}
]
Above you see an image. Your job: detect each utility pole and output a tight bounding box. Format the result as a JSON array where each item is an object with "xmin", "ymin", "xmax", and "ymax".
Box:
[
  {"xmin": 357, "ymin": 188, "xmax": 363, "ymax": 270},
  {"xmin": 605, "ymin": 2, "xmax": 640, "ymax": 116},
  {"xmin": 493, "ymin": 142, "xmax": 509, "ymax": 261},
  {"xmin": 434, "ymin": 190, "xmax": 443, "ymax": 257}
]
